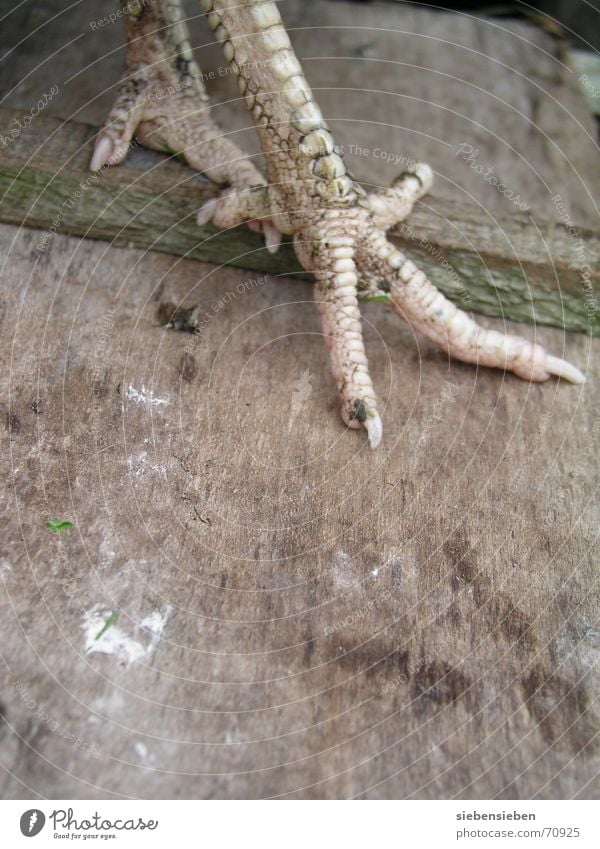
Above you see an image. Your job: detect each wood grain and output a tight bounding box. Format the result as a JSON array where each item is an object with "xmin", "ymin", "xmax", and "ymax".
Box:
[{"xmin": 1, "ymin": 106, "xmax": 598, "ymax": 334}]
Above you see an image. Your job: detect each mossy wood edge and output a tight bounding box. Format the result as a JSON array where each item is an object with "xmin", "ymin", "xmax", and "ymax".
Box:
[{"xmin": 0, "ymin": 108, "xmax": 597, "ymax": 335}]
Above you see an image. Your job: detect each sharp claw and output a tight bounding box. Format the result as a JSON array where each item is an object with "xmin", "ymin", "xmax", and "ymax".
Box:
[
  {"xmin": 90, "ymin": 136, "xmax": 115, "ymax": 172},
  {"xmin": 197, "ymin": 198, "xmax": 218, "ymax": 227},
  {"xmin": 412, "ymin": 162, "xmax": 434, "ymax": 193},
  {"xmin": 545, "ymin": 355, "xmax": 586, "ymax": 384},
  {"xmin": 263, "ymin": 222, "xmax": 282, "ymax": 254},
  {"xmin": 364, "ymin": 412, "xmax": 383, "ymax": 449}
]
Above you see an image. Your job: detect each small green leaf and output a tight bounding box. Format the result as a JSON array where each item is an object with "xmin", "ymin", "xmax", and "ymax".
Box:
[
  {"xmin": 95, "ymin": 611, "xmax": 118, "ymax": 641},
  {"xmin": 160, "ymin": 144, "xmax": 187, "ymax": 165},
  {"xmin": 46, "ymin": 519, "xmax": 72, "ymax": 534},
  {"xmin": 358, "ymin": 293, "xmax": 391, "ymax": 303}
]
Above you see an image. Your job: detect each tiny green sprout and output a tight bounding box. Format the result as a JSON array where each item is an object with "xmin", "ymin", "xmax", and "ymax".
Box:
[
  {"xmin": 46, "ymin": 519, "xmax": 72, "ymax": 534},
  {"xmin": 161, "ymin": 144, "xmax": 187, "ymax": 165},
  {"xmin": 361, "ymin": 293, "xmax": 391, "ymax": 303},
  {"xmin": 95, "ymin": 611, "xmax": 118, "ymax": 641}
]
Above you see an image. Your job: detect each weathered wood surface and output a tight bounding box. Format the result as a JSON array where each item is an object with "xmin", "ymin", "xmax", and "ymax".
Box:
[
  {"xmin": 1, "ymin": 107, "xmax": 599, "ymax": 334},
  {"xmin": 1, "ymin": 0, "xmax": 599, "ymax": 800},
  {"xmin": 2, "ymin": 0, "xmax": 599, "ymax": 221}
]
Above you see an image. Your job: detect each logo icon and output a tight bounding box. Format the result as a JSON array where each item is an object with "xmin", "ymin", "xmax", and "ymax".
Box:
[{"xmin": 19, "ymin": 810, "xmax": 45, "ymax": 837}]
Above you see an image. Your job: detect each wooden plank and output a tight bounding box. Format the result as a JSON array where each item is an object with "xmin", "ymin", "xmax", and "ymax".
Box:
[
  {"xmin": 1, "ymin": 0, "xmax": 599, "ymax": 803},
  {"xmin": 3, "ymin": 0, "xmax": 599, "ymax": 229},
  {"xmin": 0, "ymin": 222, "xmax": 598, "ymax": 800},
  {"xmin": 1, "ymin": 107, "xmax": 598, "ymax": 334}
]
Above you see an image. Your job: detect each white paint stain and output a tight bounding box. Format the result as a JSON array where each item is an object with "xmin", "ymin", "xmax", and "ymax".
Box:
[
  {"xmin": 98, "ymin": 537, "xmax": 116, "ymax": 569},
  {"xmin": 81, "ymin": 604, "xmax": 173, "ymax": 665},
  {"xmin": 125, "ymin": 384, "xmax": 169, "ymax": 407},
  {"xmin": 140, "ymin": 605, "xmax": 173, "ymax": 653},
  {"xmin": 127, "ymin": 451, "xmax": 168, "ymax": 479},
  {"xmin": 82, "ymin": 607, "xmax": 146, "ymax": 664},
  {"xmin": 132, "ymin": 740, "xmax": 158, "ymax": 768},
  {"xmin": 87, "ymin": 691, "xmax": 126, "ymax": 720},
  {"xmin": 330, "ymin": 551, "xmax": 356, "ymax": 590}
]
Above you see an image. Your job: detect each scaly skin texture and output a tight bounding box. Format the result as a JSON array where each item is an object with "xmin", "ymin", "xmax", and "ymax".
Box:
[
  {"xmin": 91, "ymin": 0, "xmax": 280, "ymax": 245},
  {"xmin": 93, "ymin": 0, "xmax": 585, "ymax": 448}
]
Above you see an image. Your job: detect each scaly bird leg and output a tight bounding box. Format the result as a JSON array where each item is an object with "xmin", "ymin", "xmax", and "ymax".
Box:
[
  {"xmin": 296, "ymin": 212, "xmax": 382, "ymax": 446},
  {"xmin": 198, "ymin": 0, "xmax": 583, "ymax": 446},
  {"xmin": 95, "ymin": 0, "xmax": 580, "ymax": 439},
  {"xmin": 198, "ymin": 0, "xmax": 383, "ymax": 443},
  {"xmin": 368, "ymin": 162, "xmax": 434, "ymax": 230},
  {"xmin": 90, "ymin": 0, "xmax": 280, "ymax": 247},
  {"xmin": 358, "ymin": 229, "xmax": 586, "ymax": 384}
]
